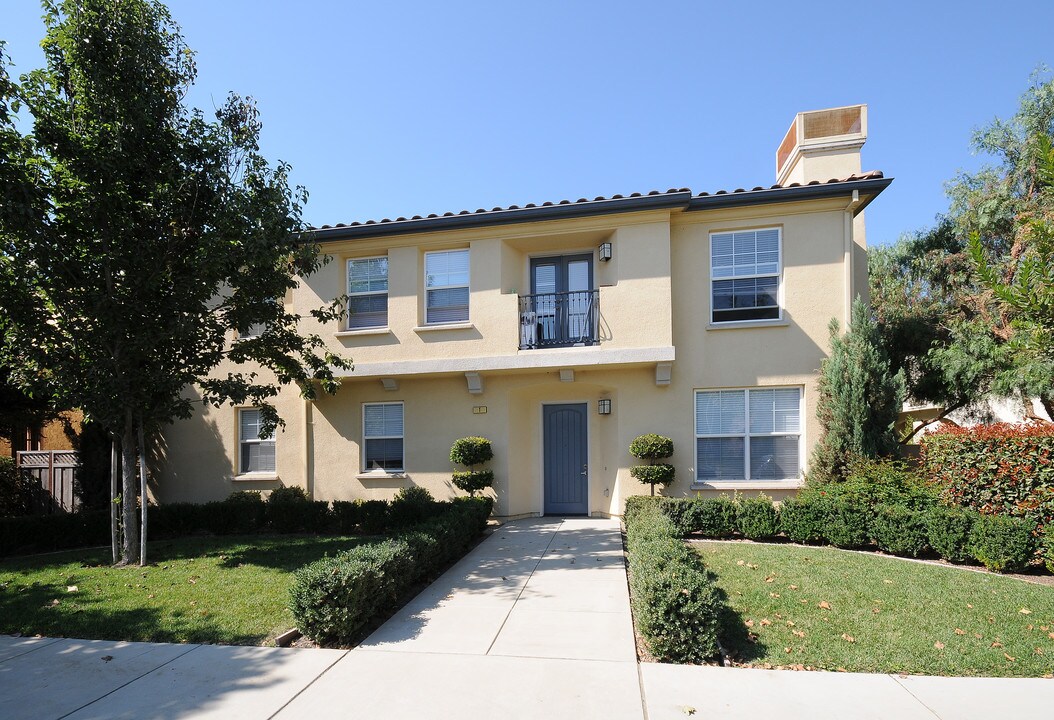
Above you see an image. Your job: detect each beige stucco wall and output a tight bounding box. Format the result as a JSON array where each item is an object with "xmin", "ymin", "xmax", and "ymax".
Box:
[{"xmin": 156, "ymin": 192, "xmax": 862, "ymax": 514}]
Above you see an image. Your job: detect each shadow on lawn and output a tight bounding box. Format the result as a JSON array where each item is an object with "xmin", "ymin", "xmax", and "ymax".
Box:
[
  {"xmin": 0, "ymin": 580, "xmax": 268, "ymax": 645},
  {"xmin": 708, "ymin": 574, "xmax": 769, "ymax": 664}
]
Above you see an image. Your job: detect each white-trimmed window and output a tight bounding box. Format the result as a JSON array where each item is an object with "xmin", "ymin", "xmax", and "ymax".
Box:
[
  {"xmin": 347, "ymin": 256, "xmax": 389, "ymax": 329},
  {"xmin": 363, "ymin": 402, "xmax": 404, "ymax": 472},
  {"xmin": 695, "ymin": 388, "xmax": 801, "ymax": 482},
  {"xmin": 710, "ymin": 228, "xmax": 781, "ymax": 323},
  {"xmin": 424, "ymin": 249, "xmax": 469, "ymax": 324},
  {"xmin": 239, "ymin": 408, "xmax": 275, "ymax": 474}
]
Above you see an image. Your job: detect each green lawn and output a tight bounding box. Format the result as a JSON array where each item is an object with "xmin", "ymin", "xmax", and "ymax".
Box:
[
  {"xmin": 696, "ymin": 540, "xmax": 1054, "ymax": 678},
  {"xmin": 0, "ymin": 535, "xmax": 370, "ymax": 645}
]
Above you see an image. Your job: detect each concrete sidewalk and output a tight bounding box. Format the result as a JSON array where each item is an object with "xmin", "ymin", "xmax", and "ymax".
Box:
[{"xmin": 2, "ymin": 518, "xmax": 1052, "ymax": 719}]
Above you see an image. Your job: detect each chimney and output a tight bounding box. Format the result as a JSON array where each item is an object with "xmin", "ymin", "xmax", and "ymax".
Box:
[{"xmin": 776, "ymin": 105, "xmax": 867, "ymax": 185}]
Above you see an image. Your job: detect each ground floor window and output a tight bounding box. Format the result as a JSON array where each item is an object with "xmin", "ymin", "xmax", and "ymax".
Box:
[
  {"xmin": 363, "ymin": 402, "xmax": 404, "ymax": 471},
  {"xmin": 239, "ymin": 408, "xmax": 275, "ymax": 474},
  {"xmin": 695, "ymin": 387, "xmax": 801, "ymax": 481}
]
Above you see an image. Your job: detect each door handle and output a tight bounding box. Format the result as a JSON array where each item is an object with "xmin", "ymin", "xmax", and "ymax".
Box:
[{"xmin": 581, "ymin": 464, "xmax": 588, "ymax": 476}]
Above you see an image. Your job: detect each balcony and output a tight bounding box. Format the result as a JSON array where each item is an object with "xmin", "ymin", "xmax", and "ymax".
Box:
[{"xmin": 518, "ymin": 290, "xmax": 599, "ymax": 350}]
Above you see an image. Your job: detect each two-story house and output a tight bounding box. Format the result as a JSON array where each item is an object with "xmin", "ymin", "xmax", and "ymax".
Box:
[{"xmin": 157, "ymin": 105, "xmax": 890, "ymax": 518}]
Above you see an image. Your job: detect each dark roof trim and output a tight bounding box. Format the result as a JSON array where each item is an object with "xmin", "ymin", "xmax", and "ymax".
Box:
[
  {"xmin": 686, "ymin": 176, "xmax": 892, "ymax": 217},
  {"xmin": 311, "ymin": 191, "xmax": 692, "ymax": 242},
  {"xmin": 309, "ymin": 175, "xmax": 892, "ymax": 242}
]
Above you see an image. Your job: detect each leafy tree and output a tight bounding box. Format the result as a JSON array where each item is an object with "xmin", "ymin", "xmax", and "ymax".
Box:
[
  {"xmin": 0, "ymin": 1, "xmax": 350, "ymax": 565},
  {"xmin": 811, "ymin": 299, "xmax": 905, "ymax": 482},
  {"xmin": 870, "ymin": 71, "xmax": 1054, "ymax": 434}
]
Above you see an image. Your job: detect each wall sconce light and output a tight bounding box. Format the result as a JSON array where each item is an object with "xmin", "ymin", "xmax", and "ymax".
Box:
[
  {"xmin": 598, "ymin": 398, "xmax": 612, "ymax": 415},
  {"xmin": 598, "ymin": 242, "xmax": 613, "ymax": 262}
]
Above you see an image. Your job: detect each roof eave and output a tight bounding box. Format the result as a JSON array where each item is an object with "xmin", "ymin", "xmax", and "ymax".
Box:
[{"xmin": 686, "ymin": 177, "xmax": 893, "ymax": 217}]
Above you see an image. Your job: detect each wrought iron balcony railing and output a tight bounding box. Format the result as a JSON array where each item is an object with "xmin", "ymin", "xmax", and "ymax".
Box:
[{"xmin": 518, "ymin": 290, "xmax": 599, "ymax": 350}]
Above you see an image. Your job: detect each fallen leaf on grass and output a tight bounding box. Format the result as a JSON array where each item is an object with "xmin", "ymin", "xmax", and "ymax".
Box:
[
  {"xmin": 765, "ymin": 576, "xmax": 775, "ymax": 583},
  {"xmin": 974, "ymin": 633, "xmax": 982, "ymax": 639},
  {"xmin": 1036, "ymin": 648, "xmax": 1045, "ymax": 655},
  {"xmin": 883, "ymin": 579, "xmax": 893, "ymax": 584},
  {"xmin": 954, "ymin": 628, "xmax": 965, "ymax": 635},
  {"xmin": 736, "ymin": 560, "xmax": 745, "ymax": 566},
  {"xmin": 785, "ymin": 647, "xmax": 792, "ymax": 653},
  {"xmin": 793, "ymin": 630, "xmax": 805, "ymax": 638},
  {"xmin": 1020, "ymin": 608, "xmax": 1032, "ymax": 615},
  {"xmin": 991, "ymin": 641, "xmax": 1004, "ymax": 648},
  {"xmin": 818, "ymin": 601, "xmax": 831, "ymax": 610},
  {"xmin": 842, "ymin": 634, "xmax": 855, "ymax": 643},
  {"xmin": 760, "ymin": 619, "xmax": 772, "ymax": 627},
  {"xmin": 786, "ymin": 620, "xmax": 795, "ymax": 627},
  {"xmin": 66, "ymin": 586, "xmax": 78, "ymax": 593},
  {"xmin": 872, "ymin": 608, "xmax": 881, "ymax": 614},
  {"xmin": 788, "ymin": 585, "xmax": 798, "ymax": 590},
  {"xmin": 1004, "ymin": 653, "xmax": 1016, "ymax": 662},
  {"xmin": 770, "ymin": 593, "xmax": 781, "ymax": 598},
  {"xmin": 967, "ymin": 604, "xmax": 973, "ymax": 608},
  {"xmin": 934, "ymin": 641, "xmax": 945, "ymax": 650},
  {"xmin": 747, "ymin": 563, "xmax": 758, "ymax": 570},
  {"xmin": 745, "ymin": 620, "xmax": 754, "ymax": 628}
]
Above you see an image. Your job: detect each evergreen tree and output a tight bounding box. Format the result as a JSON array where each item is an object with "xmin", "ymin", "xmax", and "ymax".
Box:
[{"xmin": 811, "ymin": 299, "xmax": 906, "ymax": 482}]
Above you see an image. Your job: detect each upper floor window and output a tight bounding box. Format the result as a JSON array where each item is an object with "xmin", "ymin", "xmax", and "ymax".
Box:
[
  {"xmin": 695, "ymin": 387, "xmax": 801, "ymax": 482},
  {"xmin": 710, "ymin": 228, "xmax": 781, "ymax": 323},
  {"xmin": 347, "ymin": 257, "xmax": 389, "ymax": 329},
  {"xmin": 363, "ymin": 402, "xmax": 404, "ymax": 472},
  {"xmin": 424, "ymin": 249, "xmax": 469, "ymax": 324},
  {"xmin": 239, "ymin": 408, "xmax": 275, "ymax": 475}
]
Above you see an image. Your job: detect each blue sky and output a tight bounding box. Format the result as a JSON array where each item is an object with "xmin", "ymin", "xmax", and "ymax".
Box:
[{"xmin": 3, "ymin": 1, "xmax": 1053, "ymax": 245}]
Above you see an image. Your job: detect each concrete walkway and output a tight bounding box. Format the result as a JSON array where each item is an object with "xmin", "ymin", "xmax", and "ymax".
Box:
[{"xmin": 2, "ymin": 518, "xmax": 1052, "ymax": 719}]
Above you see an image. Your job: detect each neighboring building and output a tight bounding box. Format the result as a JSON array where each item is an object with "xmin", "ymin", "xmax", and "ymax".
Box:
[
  {"xmin": 158, "ymin": 105, "xmax": 890, "ymax": 517},
  {"xmin": 0, "ymin": 410, "xmax": 82, "ymax": 460}
]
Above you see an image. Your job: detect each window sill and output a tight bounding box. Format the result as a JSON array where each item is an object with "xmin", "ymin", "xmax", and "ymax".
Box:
[
  {"xmin": 233, "ymin": 473, "xmax": 280, "ymax": 483},
  {"xmin": 356, "ymin": 472, "xmax": 407, "ymax": 480},
  {"xmin": 691, "ymin": 480, "xmax": 803, "ymax": 491},
  {"xmin": 335, "ymin": 327, "xmax": 391, "ymax": 338},
  {"xmin": 413, "ymin": 322, "xmax": 475, "ymax": 333},
  {"xmin": 706, "ymin": 319, "xmax": 789, "ymax": 331}
]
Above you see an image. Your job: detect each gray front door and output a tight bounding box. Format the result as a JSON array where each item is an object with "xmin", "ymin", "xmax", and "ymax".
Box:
[{"xmin": 543, "ymin": 403, "xmax": 588, "ymax": 515}]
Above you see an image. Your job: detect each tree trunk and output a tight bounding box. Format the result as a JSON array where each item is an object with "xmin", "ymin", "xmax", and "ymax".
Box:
[
  {"xmin": 110, "ymin": 438, "xmax": 119, "ymax": 565},
  {"xmin": 1040, "ymin": 394, "xmax": 1054, "ymax": 423},
  {"xmin": 138, "ymin": 421, "xmax": 148, "ymax": 566},
  {"xmin": 120, "ymin": 410, "xmax": 138, "ymax": 565}
]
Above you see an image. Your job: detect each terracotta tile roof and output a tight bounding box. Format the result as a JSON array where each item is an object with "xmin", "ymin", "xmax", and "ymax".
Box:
[{"xmin": 310, "ymin": 171, "xmax": 889, "ymax": 239}]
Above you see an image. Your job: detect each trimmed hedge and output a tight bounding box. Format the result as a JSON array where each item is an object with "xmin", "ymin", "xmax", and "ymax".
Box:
[
  {"xmin": 926, "ymin": 505, "xmax": 978, "ymax": 563},
  {"xmin": 624, "ymin": 499, "xmax": 723, "ymax": 663},
  {"xmin": 0, "ymin": 510, "xmax": 110, "ymax": 556},
  {"xmin": 871, "ymin": 504, "xmax": 930, "ymax": 557},
  {"xmin": 736, "ymin": 495, "xmax": 779, "ymax": 540},
  {"xmin": 923, "ymin": 423, "xmax": 1054, "ymax": 529},
  {"xmin": 290, "ymin": 496, "xmax": 493, "ymax": 645},
  {"xmin": 969, "ymin": 514, "xmax": 1038, "ymax": 573},
  {"xmin": 779, "ymin": 497, "xmax": 826, "ymax": 544}
]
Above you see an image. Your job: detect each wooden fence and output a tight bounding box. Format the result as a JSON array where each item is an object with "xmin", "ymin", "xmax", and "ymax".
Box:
[{"xmin": 16, "ymin": 450, "xmax": 80, "ymax": 513}]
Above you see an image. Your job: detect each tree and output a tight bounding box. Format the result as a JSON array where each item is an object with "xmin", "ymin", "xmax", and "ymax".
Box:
[
  {"xmin": 0, "ymin": 1, "xmax": 350, "ymax": 565},
  {"xmin": 870, "ymin": 71, "xmax": 1054, "ymax": 434},
  {"xmin": 811, "ymin": 299, "xmax": 905, "ymax": 482}
]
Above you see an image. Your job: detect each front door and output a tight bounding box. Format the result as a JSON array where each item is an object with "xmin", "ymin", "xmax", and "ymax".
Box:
[{"xmin": 543, "ymin": 403, "xmax": 588, "ymax": 515}]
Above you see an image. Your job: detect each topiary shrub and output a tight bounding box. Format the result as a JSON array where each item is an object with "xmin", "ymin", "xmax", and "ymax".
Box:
[
  {"xmin": 687, "ymin": 497, "xmax": 737, "ymax": 538},
  {"xmin": 737, "ymin": 495, "xmax": 779, "ymax": 541},
  {"xmin": 779, "ymin": 497, "xmax": 826, "ymax": 544},
  {"xmin": 871, "ymin": 504, "xmax": 930, "ymax": 557},
  {"xmin": 624, "ymin": 499, "xmax": 723, "ymax": 663},
  {"xmin": 926, "ymin": 505, "xmax": 978, "ymax": 563},
  {"xmin": 822, "ymin": 498, "xmax": 870, "ymax": 549},
  {"xmin": 969, "ymin": 514, "xmax": 1038, "ymax": 573},
  {"xmin": 629, "ymin": 434, "xmax": 674, "ymax": 496},
  {"xmin": 450, "ymin": 437, "xmax": 495, "ymax": 496}
]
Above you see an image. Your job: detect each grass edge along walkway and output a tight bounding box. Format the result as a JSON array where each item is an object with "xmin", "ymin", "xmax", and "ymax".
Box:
[{"xmin": 694, "ymin": 540, "xmax": 1054, "ymax": 678}]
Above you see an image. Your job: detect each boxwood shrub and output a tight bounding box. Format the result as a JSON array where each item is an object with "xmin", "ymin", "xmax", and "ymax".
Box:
[
  {"xmin": 688, "ymin": 497, "xmax": 738, "ymax": 538},
  {"xmin": 779, "ymin": 497, "xmax": 826, "ymax": 544},
  {"xmin": 290, "ymin": 496, "xmax": 493, "ymax": 645},
  {"xmin": 969, "ymin": 514, "xmax": 1038, "ymax": 573},
  {"xmin": 822, "ymin": 498, "xmax": 870, "ymax": 549},
  {"xmin": 871, "ymin": 504, "xmax": 930, "ymax": 557},
  {"xmin": 926, "ymin": 505, "xmax": 978, "ymax": 563},
  {"xmin": 624, "ymin": 500, "xmax": 723, "ymax": 663},
  {"xmin": 736, "ymin": 495, "xmax": 779, "ymax": 541},
  {"xmin": 0, "ymin": 510, "xmax": 110, "ymax": 556}
]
